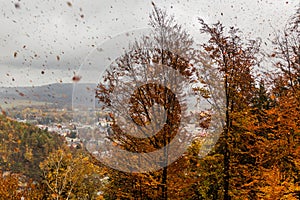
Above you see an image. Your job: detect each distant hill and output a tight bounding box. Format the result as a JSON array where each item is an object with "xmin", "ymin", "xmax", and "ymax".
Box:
[
  {"xmin": 0, "ymin": 82, "xmax": 201, "ymax": 112},
  {"xmin": 0, "ymin": 83, "xmax": 99, "ymax": 109}
]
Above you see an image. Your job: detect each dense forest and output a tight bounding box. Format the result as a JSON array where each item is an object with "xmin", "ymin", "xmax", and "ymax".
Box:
[{"xmin": 0, "ymin": 4, "xmax": 299, "ymax": 200}]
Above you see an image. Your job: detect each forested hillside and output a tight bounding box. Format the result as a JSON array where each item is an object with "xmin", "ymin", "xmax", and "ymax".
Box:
[
  {"xmin": 0, "ymin": 114, "xmax": 63, "ymax": 179},
  {"xmin": 0, "ymin": 114, "xmax": 106, "ymax": 199}
]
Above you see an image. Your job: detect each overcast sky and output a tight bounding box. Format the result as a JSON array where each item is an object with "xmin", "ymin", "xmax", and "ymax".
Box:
[{"xmin": 0, "ymin": 0, "xmax": 298, "ymax": 87}]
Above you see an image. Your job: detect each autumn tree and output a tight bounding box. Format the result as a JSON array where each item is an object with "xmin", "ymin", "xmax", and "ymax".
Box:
[
  {"xmin": 0, "ymin": 170, "xmax": 44, "ymax": 199},
  {"xmin": 272, "ymin": 7, "xmax": 300, "ymax": 98},
  {"xmin": 254, "ymin": 8, "xmax": 300, "ymax": 199},
  {"xmin": 198, "ymin": 19, "xmax": 261, "ymax": 199},
  {"xmin": 95, "ymin": 4, "xmax": 205, "ymax": 200},
  {"xmin": 39, "ymin": 146, "xmax": 106, "ymax": 199}
]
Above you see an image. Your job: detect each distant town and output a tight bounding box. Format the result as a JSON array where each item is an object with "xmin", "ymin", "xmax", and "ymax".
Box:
[{"xmin": 2, "ymin": 101, "xmax": 209, "ymax": 156}]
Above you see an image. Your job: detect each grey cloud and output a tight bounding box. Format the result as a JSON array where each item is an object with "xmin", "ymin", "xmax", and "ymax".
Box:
[{"xmin": 0, "ymin": 0, "xmax": 298, "ymax": 86}]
